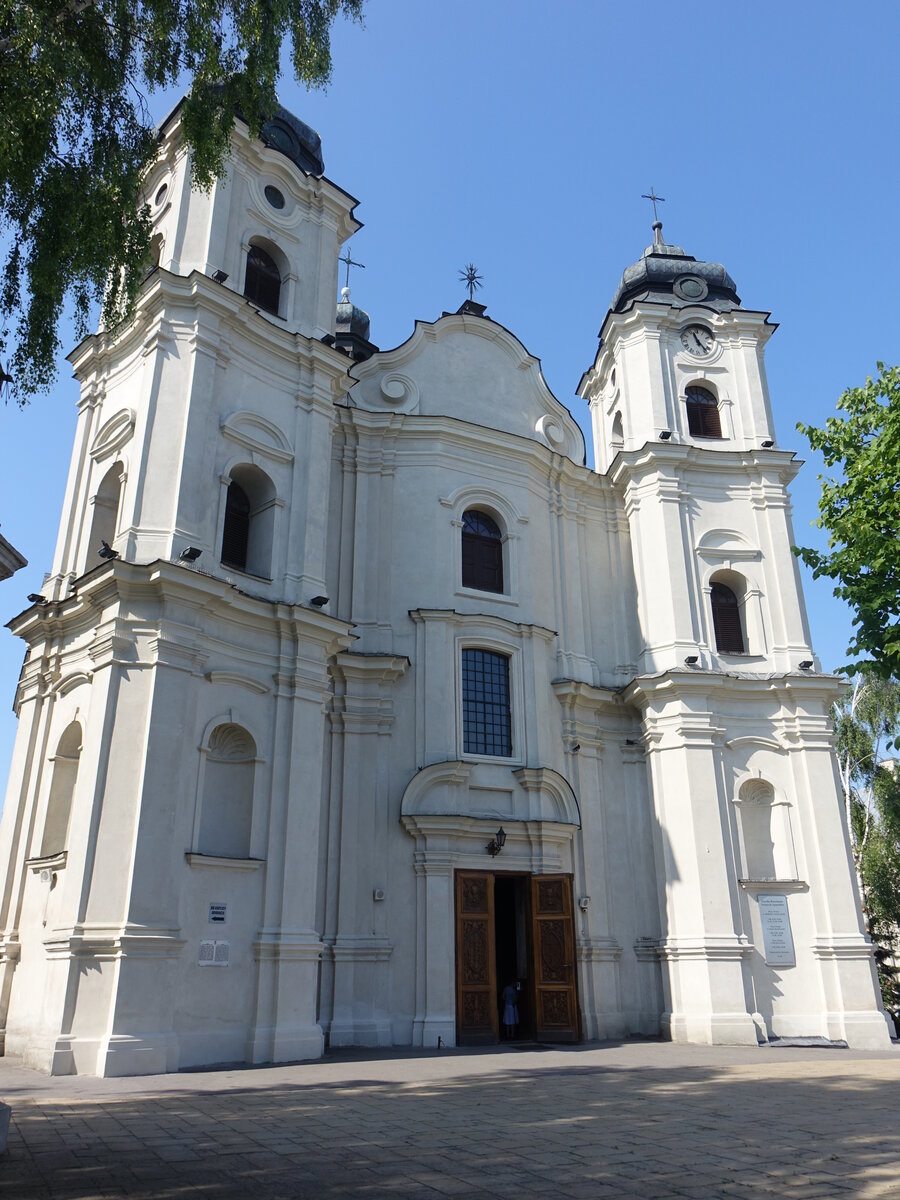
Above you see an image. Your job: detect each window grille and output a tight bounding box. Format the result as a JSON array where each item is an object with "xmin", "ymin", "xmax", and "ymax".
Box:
[{"xmin": 462, "ymin": 649, "xmax": 512, "ymax": 757}]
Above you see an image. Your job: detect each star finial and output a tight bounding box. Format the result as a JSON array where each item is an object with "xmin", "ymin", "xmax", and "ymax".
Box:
[{"xmin": 458, "ymin": 262, "xmax": 483, "ymax": 302}]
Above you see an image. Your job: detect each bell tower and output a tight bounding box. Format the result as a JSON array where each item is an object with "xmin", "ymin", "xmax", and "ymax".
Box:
[
  {"xmin": 577, "ymin": 220, "xmax": 891, "ymax": 1050},
  {"xmin": 0, "ymin": 99, "xmax": 366, "ymax": 1076},
  {"xmin": 578, "ymin": 218, "xmax": 814, "ymax": 678}
]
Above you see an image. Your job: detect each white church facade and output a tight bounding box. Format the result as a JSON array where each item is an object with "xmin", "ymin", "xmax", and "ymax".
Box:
[{"xmin": 0, "ymin": 99, "xmax": 891, "ymax": 1076}]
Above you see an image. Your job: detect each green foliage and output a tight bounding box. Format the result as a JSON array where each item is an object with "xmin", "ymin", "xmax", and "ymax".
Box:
[
  {"xmin": 796, "ymin": 363, "xmax": 900, "ymax": 678},
  {"xmin": 835, "ymin": 674, "xmax": 900, "ymax": 1008},
  {"xmin": 0, "ymin": 0, "xmax": 363, "ymax": 403}
]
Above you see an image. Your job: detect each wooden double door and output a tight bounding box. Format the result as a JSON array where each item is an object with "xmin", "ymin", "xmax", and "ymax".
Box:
[{"xmin": 455, "ymin": 870, "xmax": 579, "ymax": 1045}]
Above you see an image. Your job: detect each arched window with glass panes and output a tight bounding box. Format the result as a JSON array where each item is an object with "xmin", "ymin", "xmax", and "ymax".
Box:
[
  {"xmin": 685, "ymin": 385, "xmax": 723, "ymax": 438},
  {"xmin": 461, "ymin": 509, "xmax": 504, "ymax": 593}
]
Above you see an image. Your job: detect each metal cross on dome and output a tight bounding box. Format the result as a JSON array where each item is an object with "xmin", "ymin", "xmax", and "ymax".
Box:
[
  {"xmin": 641, "ymin": 187, "xmax": 666, "ymax": 223},
  {"xmin": 339, "ymin": 246, "xmax": 365, "ymax": 290}
]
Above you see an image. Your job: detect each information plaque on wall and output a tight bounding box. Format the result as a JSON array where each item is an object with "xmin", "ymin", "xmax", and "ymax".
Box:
[{"xmin": 757, "ymin": 893, "xmax": 795, "ymax": 966}]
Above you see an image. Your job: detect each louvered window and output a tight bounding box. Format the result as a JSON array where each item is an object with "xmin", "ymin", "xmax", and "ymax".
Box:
[
  {"xmin": 686, "ymin": 386, "xmax": 723, "ymax": 438},
  {"xmin": 221, "ymin": 482, "xmax": 251, "ymax": 570},
  {"xmin": 462, "ymin": 510, "xmax": 503, "ymax": 593},
  {"xmin": 244, "ymin": 246, "xmax": 281, "ymax": 315},
  {"xmin": 711, "ymin": 582, "xmax": 745, "ymax": 653},
  {"xmin": 463, "ymin": 649, "xmax": 512, "ymax": 757}
]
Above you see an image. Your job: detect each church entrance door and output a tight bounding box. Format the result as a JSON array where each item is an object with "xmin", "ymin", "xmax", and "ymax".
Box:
[{"xmin": 454, "ymin": 870, "xmax": 579, "ymax": 1046}]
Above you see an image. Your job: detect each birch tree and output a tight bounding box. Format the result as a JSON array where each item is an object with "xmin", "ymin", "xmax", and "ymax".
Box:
[{"xmin": 0, "ymin": 0, "xmax": 363, "ymax": 404}]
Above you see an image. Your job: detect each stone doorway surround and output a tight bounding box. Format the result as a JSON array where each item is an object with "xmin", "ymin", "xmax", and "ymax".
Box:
[{"xmin": 400, "ymin": 759, "xmax": 580, "ymax": 1048}]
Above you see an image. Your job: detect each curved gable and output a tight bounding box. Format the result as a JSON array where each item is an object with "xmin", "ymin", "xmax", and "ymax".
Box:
[{"xmin": 346, "ymin": 313, "xmax": 585, "ymax": 463}]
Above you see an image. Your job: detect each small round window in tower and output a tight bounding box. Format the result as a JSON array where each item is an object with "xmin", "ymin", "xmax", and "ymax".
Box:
[
  {"xmin": 154, "ymin": 183, "xmax": 168, "ymax": 207},
  {"xmin": 674, "ymin": 275, "xmax": 708, "ymax": 302},
  {"xmin": 264, "ymin": 185, "xmax": 286, "ymax": 211}
]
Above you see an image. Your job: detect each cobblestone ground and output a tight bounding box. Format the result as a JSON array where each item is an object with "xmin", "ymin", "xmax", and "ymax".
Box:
[{"xmin": 2, "ymin": 1041, "xmax": 900, "ymax": 1199}]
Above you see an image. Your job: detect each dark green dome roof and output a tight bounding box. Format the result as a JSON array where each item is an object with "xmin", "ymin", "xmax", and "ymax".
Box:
[{"xmin": 611, "ymin": 222, "xmax": 740, "ymax": 313}]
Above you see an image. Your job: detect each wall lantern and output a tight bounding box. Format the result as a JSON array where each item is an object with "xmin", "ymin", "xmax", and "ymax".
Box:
[{"xmin": 486, "ymin": 827, "xmax": 507, "ymax": 857}]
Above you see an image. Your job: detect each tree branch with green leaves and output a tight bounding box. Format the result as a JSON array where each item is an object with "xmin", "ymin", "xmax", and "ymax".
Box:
[
  {"xmin": 795, "ymin": 363, "xmax": 900, "ymax": 679},
  {"xmin": 833, "ymin": 673, "xmax": 900, "ymax": 1008},
  {"xmin": 0, "ymin": 0, "xmax": 363, "ymax": 404}
]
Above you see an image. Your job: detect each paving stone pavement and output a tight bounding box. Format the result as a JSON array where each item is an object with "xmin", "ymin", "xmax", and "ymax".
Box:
[{"xmin": 2, "ymin": 1041, "xmax": 900, "ymax": 1199}]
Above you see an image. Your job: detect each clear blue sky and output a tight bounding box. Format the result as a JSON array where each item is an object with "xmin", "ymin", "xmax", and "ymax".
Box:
[{"xmin": 1, "ymin": 1, "xmax": 898, "ymax": 783}]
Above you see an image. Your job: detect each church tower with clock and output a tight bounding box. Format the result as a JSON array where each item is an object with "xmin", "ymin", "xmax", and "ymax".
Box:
[{"xmin": 0, "ymin": 102, "xmax": 890, "ymax": 1076}]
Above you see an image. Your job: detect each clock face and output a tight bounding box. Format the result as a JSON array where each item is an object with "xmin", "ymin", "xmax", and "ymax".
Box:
[{"xmin": 680, "ymin": 325, "xmax": 715, "ymax": 357}]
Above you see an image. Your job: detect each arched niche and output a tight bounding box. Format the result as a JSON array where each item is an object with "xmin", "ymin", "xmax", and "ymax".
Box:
[
  {"xmin": 88, "ymin": 462, "xmax": 124, "ymax": 560},
  {"xmin": 40, "ymin": 722, "xmax": 83, "ymax": 858},
  {"xmin": 734, "ymin": 777, "xmax": 798, "ymax": 882},
  {"xmin": 196, "ymin": 722, "xmax": 258, "ymax": 859}
]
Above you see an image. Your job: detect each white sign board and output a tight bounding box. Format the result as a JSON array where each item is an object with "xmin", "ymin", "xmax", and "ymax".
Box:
[
  {"xmin": 757, "ymin": 894, "xmax": 795, "ymax": 966},
  {"xmin": 198, "ymin": 939, "xmax": 230, "ymax": 967}
]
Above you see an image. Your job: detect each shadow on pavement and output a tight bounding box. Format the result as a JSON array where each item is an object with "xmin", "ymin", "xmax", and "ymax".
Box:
[{"xmin": 5, "ymin": 1060, "xmax": 900, "ymax": 1199}]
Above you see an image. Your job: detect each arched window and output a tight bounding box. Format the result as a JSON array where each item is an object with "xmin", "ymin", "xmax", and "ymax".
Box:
[
  {"xmin": 244, "ymin": 246, "xmax": 281, "ymax": 315},
  {"xmin": 686, "ymin": 385, "xmax": 723, "ymax": 439},
  {"xmin": 711, "ymin": 581, "xmax": 745, "ymax": 653},
  {"xmin": 220, "ymin": 465, "xmax": 276, "ymax": 578},
  {"xmin": 198, "ymin": 724, "xmax": 256, "ymax": 859},
  {"xmin": 462, "ymin": 509, "xmax": 504, "ymax": 593},
  {"xmin": 611, "ymin": 411, "xmax": 624, "ymax": 448},
  {"xmin": 462, "ymin": 648, "xmax": 512, "ymax": 757},
  {"xmin": 88, "ymin": 463, "xmax": 122, "ymax": 561},
  {"xmin": 40, "ymin": 723, "xmax": 82, "ymax": 857}
]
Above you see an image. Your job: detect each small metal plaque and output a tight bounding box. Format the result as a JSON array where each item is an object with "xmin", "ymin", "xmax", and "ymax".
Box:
[
  {"xmin": 208, "ymin": 902, "xmax": 227, "ymax": 924},
  {"xmin": 758, "ymin": 894, "xmax": 795, "ymax": 966}
]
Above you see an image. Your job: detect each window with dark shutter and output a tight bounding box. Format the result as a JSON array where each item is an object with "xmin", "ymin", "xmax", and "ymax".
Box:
[
  {"xmin": 221, "ymin": 482, "xmax": 251, "ymax": 570},
  {"xmin": 462, "ymin": 510, "xmax": 504, "ymax": 593},
  {"xmin": 462, "ymin": 649, "xmax": 512, "ymax": 757},
  {"xmin": 244, "ymin": 246, "xmax": 281, "ymax": 315},
  {"xmin": 711, "ymin": 582, "xmax": 745, "ymax": 653},
  {"xmin": 686, "ymin": 386, "xmax": 723, "ymax": 438}
]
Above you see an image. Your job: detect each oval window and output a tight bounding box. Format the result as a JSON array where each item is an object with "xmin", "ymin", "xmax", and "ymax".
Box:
[
  {"xmin": 264, "ymin": 185, "xmax": 286, "ymax": 210},
  {"xmin": 154, "ymin": 183, "xmax": 168, "ymax": 207}
]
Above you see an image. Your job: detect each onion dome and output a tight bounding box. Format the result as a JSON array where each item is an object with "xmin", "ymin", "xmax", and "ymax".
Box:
[
  {"xmin": 611, "ymin": 221, "xmax": 740, "ymax": 313},
  {"xmin": 334, "ymin": 287, "xmax": 377, "ymax": 362}
]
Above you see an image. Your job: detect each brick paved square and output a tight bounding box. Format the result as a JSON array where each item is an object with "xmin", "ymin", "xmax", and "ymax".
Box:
[{"xmin": 2, "ymin": 1042, "xmax": 899, "ymax": 1199}]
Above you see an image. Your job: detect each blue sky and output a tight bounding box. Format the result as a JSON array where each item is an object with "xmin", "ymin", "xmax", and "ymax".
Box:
[{"xmin": 1, "ymin": 1, "xmax": 898, "ymax": 781}]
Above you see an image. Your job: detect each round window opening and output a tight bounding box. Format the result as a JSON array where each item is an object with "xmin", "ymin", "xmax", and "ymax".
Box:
[
  {"xmin": 674, "ymin": 275, "xmax": 708, "ymax": 301},
  {"xmin": 154, "ymin": 183, "xmax": 168, "ymax": 207},
  {"xmin": 265, "ymin": 185, "xmax": 286, "ymax": 210}
]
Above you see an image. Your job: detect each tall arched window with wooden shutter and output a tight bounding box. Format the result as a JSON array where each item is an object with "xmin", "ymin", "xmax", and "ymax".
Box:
[
  {"xmin": 711, "ymin": 580, "xmax": 745, "ymax": 653},
  {"xmin": 462, "ymin": 510, "xmax": 504, "ymax": 593},
  {"xmin": 685, "ymin": 385, "xmax": 723, "ymax": 438},
  {"xmin": 244, "ymin": 245, "xmax": 281, "ymax": 315},
  {"xmin": 220, "ymin": 465, "xmax": 277, "ymax": 578}
]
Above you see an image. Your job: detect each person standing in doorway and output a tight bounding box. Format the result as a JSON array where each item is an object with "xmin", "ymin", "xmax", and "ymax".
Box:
[{"xmin": 501, "ymin": 981, "xmax": 519, "ymax": 1040}]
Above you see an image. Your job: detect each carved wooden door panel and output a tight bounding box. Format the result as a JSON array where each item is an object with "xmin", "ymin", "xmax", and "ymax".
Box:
[
  {"xmin": 530, "ymin": 874, "xmax": 579, "ymax": 1042},
  {"xmin": 455, "ymin": 871, "xmax": 498, "ymax": 1045}
]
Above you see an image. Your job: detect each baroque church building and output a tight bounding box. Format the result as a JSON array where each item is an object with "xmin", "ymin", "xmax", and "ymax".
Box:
[{"xmin": 0, "ymin": 100, "xmax": 891, "ymax": 1076}]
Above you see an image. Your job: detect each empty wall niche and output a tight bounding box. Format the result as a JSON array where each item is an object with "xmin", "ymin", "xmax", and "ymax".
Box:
[
  {"xmin": 197, "ymin": 723, "xmax": 257, "ymax": 859},
  {"xmin": 40, "ymin": 722, "xmax": 82, "ymax": 857},
  {"xmin": 737, "ymin": 778, "xmax": 798, "ymax": 882}
]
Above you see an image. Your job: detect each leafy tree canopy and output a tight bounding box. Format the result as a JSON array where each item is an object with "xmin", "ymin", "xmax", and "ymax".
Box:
[
  {"xmin": 796, "ymin": 363, "xmax": 900, "ymax": 678},
  {"xmin": 834, "ymin": 673, "xmax": 900, "ymax": 1007},
  {"xmin": 0, "ymin": 0, "xmax": 363, "ymax": 404}
]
